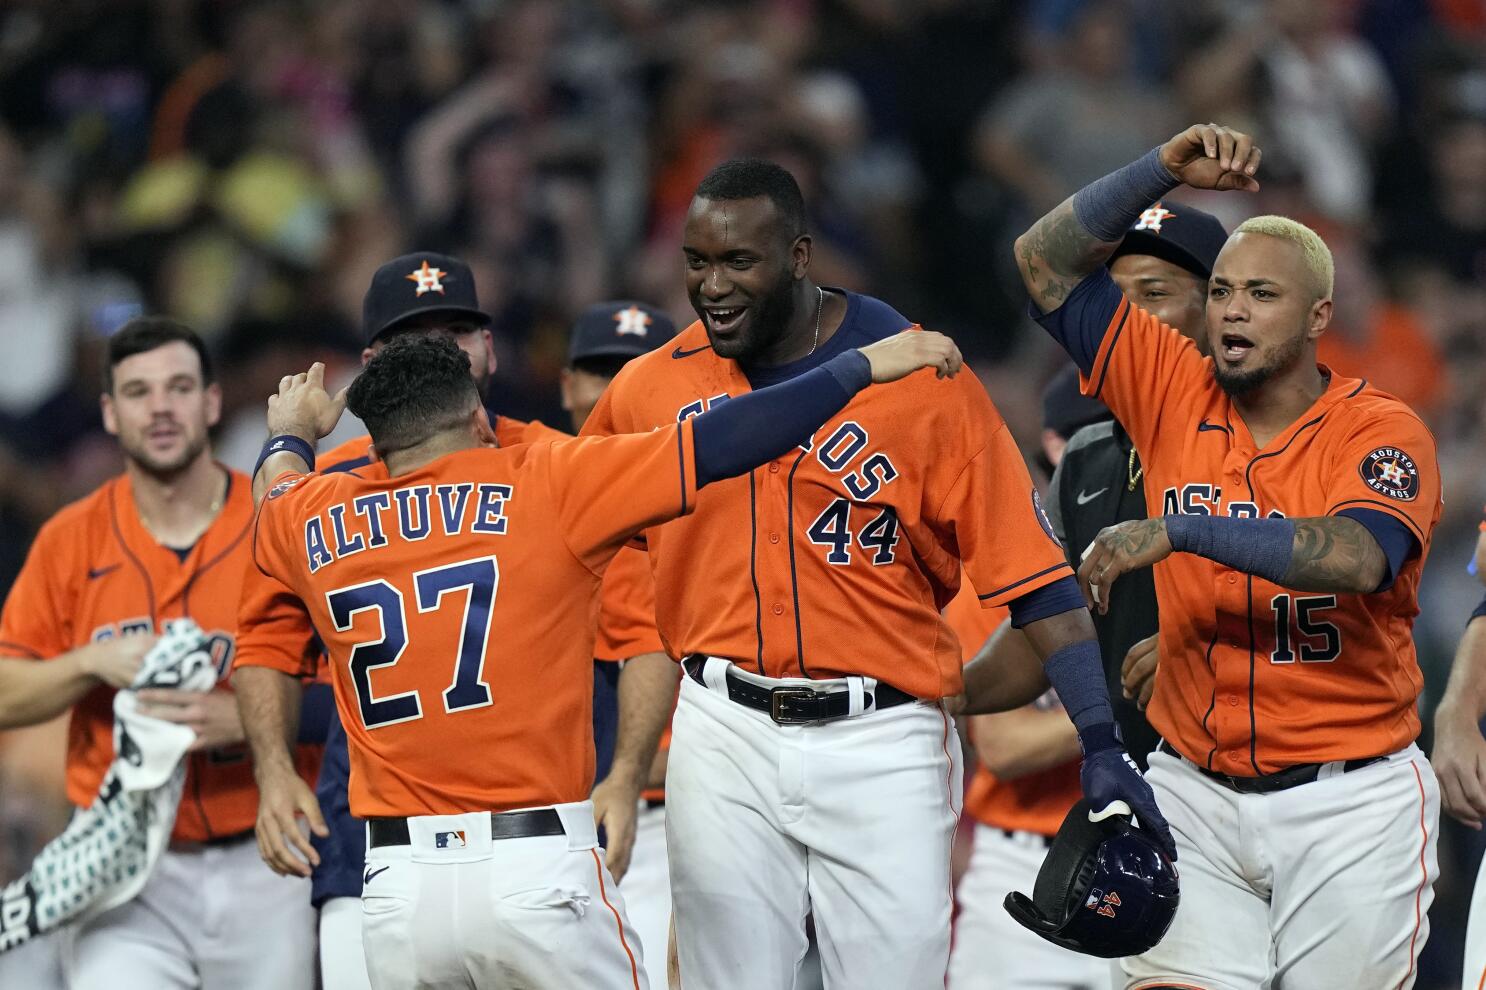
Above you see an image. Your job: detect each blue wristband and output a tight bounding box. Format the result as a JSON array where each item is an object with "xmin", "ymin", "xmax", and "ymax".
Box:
[
  {"xmin": 1071, "ymin": 147, "xmax": 1180, "ymax": 242},
  {"xmin": 1165, "ymin": 514, "xmax": 1294, "ymax": 584},
  {"xmin": 254, "ymin": 434, "xmax": 316, "ymax": 478},
  {"xmin": 1041, "ymin": 639, "xmax": 1116, "ymax": 737}
]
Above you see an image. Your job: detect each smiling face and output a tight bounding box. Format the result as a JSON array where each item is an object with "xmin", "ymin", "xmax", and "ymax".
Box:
[
  {"xmin": 1205, "ymin": 232, "xmax": 1331, "ymax": 397},
  {"xmin": 683, "ymin": 195, "xmax": 808, "ymax": 362},
  {"xmin": 102, "ymin": 341, "xmax": 220, "ymax": 479}
]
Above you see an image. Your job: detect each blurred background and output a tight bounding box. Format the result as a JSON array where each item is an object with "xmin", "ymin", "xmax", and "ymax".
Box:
[{"xmin": 0, "ymin": 0, "xmax": 1479, "ymax": 985}]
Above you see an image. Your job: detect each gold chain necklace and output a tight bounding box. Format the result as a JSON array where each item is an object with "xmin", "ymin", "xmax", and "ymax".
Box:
[{"xmin": 1127, "ymin": 445, "xmax": 1143, "ymax": 492}]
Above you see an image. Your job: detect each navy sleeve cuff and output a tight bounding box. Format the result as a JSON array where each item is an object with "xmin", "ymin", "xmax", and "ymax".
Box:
[
  {"xmin": 824, "ymin": 349, "xmax": 872, "ymax": 393},
  {"xmin": 1028, "ymin": 267, "xmax": 1124, "ymax": 377},
  {"xmin": 1336, "ymin": 508, "xmax": 1419, "ymax": 592},
  {"xmin": 1471, "ymin": 593, "xmax": 1486, "ymax": 624},
  {"xmin": 1008, "ymin": 574, "xmax": 1086, "ymax": 628}
]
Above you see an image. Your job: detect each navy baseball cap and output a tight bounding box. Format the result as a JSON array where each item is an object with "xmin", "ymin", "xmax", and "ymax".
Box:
[
  {"xmin": 1109, "ymin": 202, "xmax": 1227, "ymax": 280},
  {"xmin": 568, "ymin": 301, "xmax": 677, "ymax": 364},
  {"xmin": 1042, "ymin": 366, "xmax": 1111, "ymax": 441},
  {"xmin": 362, "ymin": 252, "xmax": 491, "ymax": 345}
]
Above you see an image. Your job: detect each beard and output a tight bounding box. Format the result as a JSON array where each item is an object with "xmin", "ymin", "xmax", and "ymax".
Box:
[
  {"xmin": 1213, "ymin": 332, "xmax": 1306, "ymax": 397},
  {"xmin": 702, "ymin": 266, "xmax": 798, "ymax": 362},
  {"xmin": 122, "ymin": 429, "xmax": 210, "ymax": 480}
]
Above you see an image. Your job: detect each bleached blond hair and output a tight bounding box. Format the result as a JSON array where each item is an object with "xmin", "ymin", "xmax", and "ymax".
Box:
[{"xmin": 1233, "ymin": 215, "xmax": 1334, "ymax": 300}]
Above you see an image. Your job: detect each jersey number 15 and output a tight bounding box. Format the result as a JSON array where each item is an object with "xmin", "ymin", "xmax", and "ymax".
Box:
[{"xmin": 325, "ymin": 556, "xmax": 498, "ymax": 729}]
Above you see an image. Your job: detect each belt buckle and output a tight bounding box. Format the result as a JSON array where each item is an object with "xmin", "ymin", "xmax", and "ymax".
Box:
[{"xmin": 769, "ymin": 686, "xmax": 820, "ymax": 725}]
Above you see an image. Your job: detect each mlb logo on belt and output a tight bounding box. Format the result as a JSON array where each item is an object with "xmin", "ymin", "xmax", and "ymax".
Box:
[{"xmin": 435, "ymin": 830, "xmax": 467, "ymax": 849}]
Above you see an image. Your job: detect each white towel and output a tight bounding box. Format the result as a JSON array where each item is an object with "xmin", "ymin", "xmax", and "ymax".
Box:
[{"xmin": 0, "ymin": 619, "xmax": 216, "ymax": 954}]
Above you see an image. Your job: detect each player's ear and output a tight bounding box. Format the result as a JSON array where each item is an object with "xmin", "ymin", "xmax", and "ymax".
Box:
[
  {"xmin": 472, "ymin": 405, "xmax": 498, "ymax": 447},
  {"xmin": 558, "ymin": 368, "xmax": 574, "ymax": 412},
  {"xmin": 480, "ymin": 329, "xmax": 497, "ymax": 378},
  {"xmin": 203, "ymin": 381, "xmax": 223, "ymax": 429},
  {"xmin": 100, "ymin": 392, "xmax": 119, "ymax": 438},
  {"xmin": 790, "ymin": 233, "xmax": 812, "ymax": 279},
  {"xmin": 361, "ymin": 346, "xmax": 376, "ymax": 367},
  {"xmin": 1307, "ymin": 297, "xmax": 1332, "ymax": 342}
]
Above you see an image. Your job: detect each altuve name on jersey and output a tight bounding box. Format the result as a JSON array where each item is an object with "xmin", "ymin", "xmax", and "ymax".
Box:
[{"xmin": 304, "ymin": 482, "xmax": 512, "ymax": 573}]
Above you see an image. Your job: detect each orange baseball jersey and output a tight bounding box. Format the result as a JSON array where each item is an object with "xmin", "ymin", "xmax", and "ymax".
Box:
[
  {"xmin": 1043, "ymin": 268, "xmax": 1441, "ymax": 775},
  {"xmin": 234, "ymin": 416, "xmax": 563, "ymax": 681},
  {"xmin": 583, "ymin": 293, "xmax": 1072, "ymax": 701},
  {"xmin": 244, "ymin": 423, "xmax": 700, "ymax": 818},
  {"xmin": 0, "ymin": 470, "xmax": 319, "ymax": 841},
  {"xmin": 943, "ymin": 579, "xmax": 1079, "ymax": 837}
]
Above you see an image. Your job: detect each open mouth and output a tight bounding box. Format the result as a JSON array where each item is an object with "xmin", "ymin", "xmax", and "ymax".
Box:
[
  {"xmin": 705, "ymin": 307, "xmax": 747, "ymax": 334},
  {"xmin": 1219, "ymin": 333, "xmax": 1255, "ymax": 362}
]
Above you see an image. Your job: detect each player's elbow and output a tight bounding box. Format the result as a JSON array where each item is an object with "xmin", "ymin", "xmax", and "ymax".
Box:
[{"xmin": 1012, "ymin": 232, "xmax": 1037, "ymax": 291}]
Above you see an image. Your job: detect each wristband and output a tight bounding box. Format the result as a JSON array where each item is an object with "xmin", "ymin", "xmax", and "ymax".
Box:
[
  {"xmin": 1164, "ymin": 514, "xmax": 1294, "ymax": 585},
  {"xmin": 1071, "ymin": 147, "xmax": 1180, "ymax": 242},
  {"xmin": 254, "ymin": 434, "xmax": 316, "ymax": 478}
]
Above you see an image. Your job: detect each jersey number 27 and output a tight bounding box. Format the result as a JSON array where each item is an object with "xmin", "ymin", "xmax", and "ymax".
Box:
[{"xmin": 325, "ymin": 556, "xmax": 497, "ymax": 729}]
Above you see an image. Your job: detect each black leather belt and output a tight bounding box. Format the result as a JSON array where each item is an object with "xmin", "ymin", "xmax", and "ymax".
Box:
[
  {"xmin": 1001, "ymin": 828, "xmax": 1054, "ymax": 849},
  {"xmin": 682, "ymin": 656, "xmax": 917, "ymax": 725},
  {"xmin": 1156, "ymin": 740, "xmax": 1385, "ymax": 794},
  {"xmin": 367, "ymin": 809, "xmax": 565, "ymax": 848}
]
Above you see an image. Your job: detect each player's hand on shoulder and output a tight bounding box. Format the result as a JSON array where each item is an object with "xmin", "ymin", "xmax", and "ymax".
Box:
[
  {"xmin": 1077, "ymin": 519, "xmax": 1174, "ymax": 615},
  {"xmin": 1121, "ymin": 634, "xmax": 1160, "ymax": 710},
  {"xmin": 1432, "ymin": 704, "xmax": 1486, "ymax": 829},
  {"xmin": 267, "ymin": 361, "xmax": 348, "ymax": 441},
  {"xmin": 859, "ymin": 330, "xmax": 963, "ymax": 383},
  {"xmin": 79, "ymin": 634, "xmax": 155, "ymax": 689},
  {"xmin": 1159, "ymin": 124, "xmax": 1262, "ymax": 193}
]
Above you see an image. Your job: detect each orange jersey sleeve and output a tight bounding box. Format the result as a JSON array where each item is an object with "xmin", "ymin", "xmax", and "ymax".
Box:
[
  {"xmin": 595, "ymin": 547, "xmax": 665, "ymax": 661},
  {"xmin": 545, "ymin": 422, "xmax": 700, "ymax": 574},
  {"xmin": 1057, "ymin": 268, "xmax": 1209, "ymax": 462},
  {"xmin": 0, "ymin": 507, "xmax": 83, "ymax": 661},
  {"xmin": 1322, "ymin": 407, "xmax": 1440, "ymax": 549}
]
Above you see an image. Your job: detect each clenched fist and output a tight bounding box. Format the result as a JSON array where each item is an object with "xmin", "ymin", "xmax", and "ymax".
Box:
[{"xmin": 1159, "ymin": 124, "xmax": 1262, "ymax": 193}]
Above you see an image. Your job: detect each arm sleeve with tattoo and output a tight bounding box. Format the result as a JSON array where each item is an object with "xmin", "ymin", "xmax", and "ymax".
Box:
[{"xmin": 1165, "ymin": 513, "xmax": 1413, "ymax": 594}]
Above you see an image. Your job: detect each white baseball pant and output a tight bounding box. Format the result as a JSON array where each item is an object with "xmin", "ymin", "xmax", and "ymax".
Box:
[
  {"xmin": 1125, "ymin": 744, "xmax": 1439, "ymax": 990},
  {"xmin": 666, "ymin": 660, "xmax": 962, "ymax": 990},
  {"xmin": 1464, "ymin": 845, "xmax": 1486, "ymax": 990},
  {"xmin": 0, "ymin": 929, "xmax": 63, "ymax": 989},
  {"xmin": 619, "ymin": 801, "xmax": 672, "ymax": 990},
  {"xmin": 61, "ymin": 836, "xmax": 315, "ymax": 990},
  {"xmin": 359, "ymin": 802, "xmax": 647, "ymax": 990},
  {"xmin": 948, "ymin": 823, "xmax": 1110, "ymax": 990},
  {"xmin": 320, "ymin": 895, "xmax": 373, "ymax": 990}
]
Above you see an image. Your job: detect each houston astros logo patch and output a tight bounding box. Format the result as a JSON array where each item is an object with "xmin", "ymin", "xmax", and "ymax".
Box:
[
  {"xmin": 406, "ymin": 260, "xmax": 446, "ymax": 297},
  {"xmin": 1359, "ymin": 447, "xmax": 1419, "ymax": 501}
]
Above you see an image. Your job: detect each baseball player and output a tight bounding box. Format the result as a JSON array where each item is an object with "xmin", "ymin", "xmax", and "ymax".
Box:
[
  {"xmin": 0, "ymin": 318, "xmax": 319, "ymax": 989},
  {"xmin": 583, "ymin": 159, "xmax": 1173, "ymax": 989},
  {"xmin": 1016, "ymin": 122, "xmax": 1442, "ymax": 988},
  {"xmin": 1431, "ymin": 592, "xmax": 1486, "ymax": 990},
  {"xmin": 233, "ymin": 327, "xmax": 964, "ymax": 989},
  {"xmin": 231, "ymin": 252, "xmax": 592, "ymax": 990},
  {"xmin": 562, "ymin": 300, "xmax": 682, "ymax": 990}
]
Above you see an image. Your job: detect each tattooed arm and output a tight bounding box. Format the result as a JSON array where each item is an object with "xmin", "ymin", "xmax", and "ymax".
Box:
[
  {"xmin": 1280, "ymin": 517, "xmax": 1388, "ymax": 593},
  {"xmin": 1077, "ymin": 514, "xmax": 1395, "ymax": 612},
  {"xmin": 1014, "ymin": 199, "xmax": 1119, "ymax": 314},
  {"xmin": 1013, "ymin": 124, "xmax": 1261, "ymax": 317}
]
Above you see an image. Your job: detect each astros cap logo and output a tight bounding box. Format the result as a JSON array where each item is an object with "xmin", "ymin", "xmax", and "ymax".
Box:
[
  {"xmin": 406, "ymin": 260, "xmax": 447, "ymax": 297},
  {"xmin": 1134, "ymin": 204, "xmax": 1176, "ymax": 233},
  {"xmin": 614, "ymin": 305, "xmax": 652, "ymax": 338}
]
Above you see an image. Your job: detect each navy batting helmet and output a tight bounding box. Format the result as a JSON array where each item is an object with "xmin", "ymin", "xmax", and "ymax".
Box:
[{"xmin": 1003, "ymin": 798, "xmax": 1179, "ymax": 958}]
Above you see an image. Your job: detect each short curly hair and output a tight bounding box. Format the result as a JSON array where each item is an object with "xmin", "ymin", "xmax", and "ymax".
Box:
[
  {"xmin": 694, "ymin": 159, "xmax": 807, "ymax": 239},
  {"xmin": 346, "ymin": 336, "xmax": 480, "ymax": 454}
]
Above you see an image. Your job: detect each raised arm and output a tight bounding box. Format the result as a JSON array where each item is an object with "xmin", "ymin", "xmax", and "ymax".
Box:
[
  {"xmin": 1013, "ymin": 124, "xmax": 1261, "ymax": 316},
  {"xmin": 251, "ymin": 363, "xmax": 347, "ymax": 503}
]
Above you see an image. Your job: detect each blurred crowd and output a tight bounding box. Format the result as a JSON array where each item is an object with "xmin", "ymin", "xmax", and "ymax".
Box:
[{"xmin": 0, "ymin": 0, "xmax": 1480, "ymax": 984}]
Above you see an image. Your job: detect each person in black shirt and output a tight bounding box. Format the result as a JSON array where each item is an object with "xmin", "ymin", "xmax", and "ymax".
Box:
[{"xmin": 962, "ymin": 201, "xmax": 1225, "ymax": 769}]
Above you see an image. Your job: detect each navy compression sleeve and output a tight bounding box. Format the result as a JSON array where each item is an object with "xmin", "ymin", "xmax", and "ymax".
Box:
[
  {"xmin": 1029, "ymin": 268, "xmax": 1125, "ymax": 376},
  {"xmin": 693, "ymin": 350, "xmax": 872, "ymax": 487},
  {"xmin": 1009, "ymin": 575, "xmax": 1086, "ymax": 628}
]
